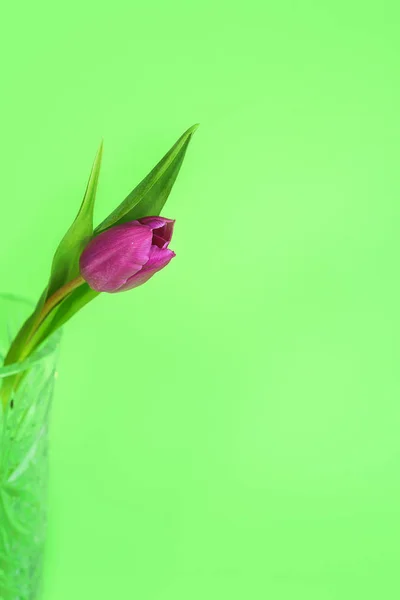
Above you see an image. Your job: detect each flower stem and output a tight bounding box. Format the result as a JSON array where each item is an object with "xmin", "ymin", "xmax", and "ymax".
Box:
[
  {"xmin": 1, "ymin": 275, "xmax": 86, "ymax": 411},
  {"xmin": 20, "ymin": 275, "xmax": 85, "ymax": 360}
]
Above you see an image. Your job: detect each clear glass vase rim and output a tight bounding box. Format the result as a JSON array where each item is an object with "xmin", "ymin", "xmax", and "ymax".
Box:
[{"xmin": 0, "ymin": 293, "xmax": 61, "ymax": 378}]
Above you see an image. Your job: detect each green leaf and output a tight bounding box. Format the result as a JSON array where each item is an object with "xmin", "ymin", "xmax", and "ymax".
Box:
[
  {"xmin": 3, "ymin": 144, "xmax": 103, "ymax": 369},
  {"xmin": 95, "ymin": 124, "xmax": 198, "ymax": 233},
  {"xmin": 46, "ymin": 141, "xmax": 103, "ymax": 298},
  {"xmin": 3, "ymin": 288, "xmax": 48, "ymax": 366}
]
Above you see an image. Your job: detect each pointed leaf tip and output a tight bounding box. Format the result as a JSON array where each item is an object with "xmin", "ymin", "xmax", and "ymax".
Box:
[
  {"xmin": 46, "ymin": 144, "xmax": 103, "ymax": 297},
  {"xmin": 187, "ymin": 123, "xmax": 200, "ymax": 133},
  {"xmin": 95, "ymin": 124, "xmax": 198, "ymax": 233}
]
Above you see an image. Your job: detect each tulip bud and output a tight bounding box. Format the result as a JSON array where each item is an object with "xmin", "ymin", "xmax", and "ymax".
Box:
[{"xmin": 79, "ymin": 217, "xmax": 176, "ymax": 292}]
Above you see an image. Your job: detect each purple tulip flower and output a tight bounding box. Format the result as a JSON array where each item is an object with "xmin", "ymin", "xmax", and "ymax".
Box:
[{"xmin": 79, "ymin": 217, "xmax": 176, "ymax": 292}]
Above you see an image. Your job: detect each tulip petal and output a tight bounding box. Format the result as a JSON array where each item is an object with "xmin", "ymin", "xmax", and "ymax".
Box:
[
  {"xmin": 117, "ymin": 246, "xmax": 176, "ymax": 292},
  {"xmin": 138, "ymin": 216, "xmax": 169, "ymax": 229},
  {"xmin": 80, "ymin": 222, "xmax": 153, "ymax": 292},
  {"xmin": 139, "ymin": 217, "xmax": 175, "ymax": 249}
]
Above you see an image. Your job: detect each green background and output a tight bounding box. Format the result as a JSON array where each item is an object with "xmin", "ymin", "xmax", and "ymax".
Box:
[{"xmin": 1, "ymin": 1, "xmax": 400, "ymax": 598}]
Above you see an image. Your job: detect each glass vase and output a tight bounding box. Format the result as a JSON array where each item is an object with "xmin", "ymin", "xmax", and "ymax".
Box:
[{"xmin": 0, "ymin": 294, "xmax": 61, "ymax": 600}]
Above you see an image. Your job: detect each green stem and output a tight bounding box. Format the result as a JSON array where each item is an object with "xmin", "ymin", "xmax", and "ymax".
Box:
[
  {"xmin": 20, "ymin": 275, "xmax": 85, "ymax": 360},
  {"xmin": 1, "ymin": 275, "xmax": 85, "ymax": 411}
]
